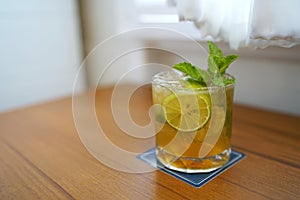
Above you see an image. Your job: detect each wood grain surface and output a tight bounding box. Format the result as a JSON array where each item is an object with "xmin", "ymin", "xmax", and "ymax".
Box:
[{"xmin": 0, "ymin": 84, "xmax": 299, "ymax": 199}]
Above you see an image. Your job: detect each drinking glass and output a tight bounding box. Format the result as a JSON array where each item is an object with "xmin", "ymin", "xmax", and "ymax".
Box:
[{"xmin": 152, "ymin": 71, "xmax": 235, "ymax": 173}]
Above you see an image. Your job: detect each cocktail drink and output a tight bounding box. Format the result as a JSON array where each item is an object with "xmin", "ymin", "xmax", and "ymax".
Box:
[
  {"xmin": 152, "ymin": 71, "xmax": 235, "ymax": 173},
  {"xmin": 152, "ymin": 42, "xmax": 238, "ymax": 173}
]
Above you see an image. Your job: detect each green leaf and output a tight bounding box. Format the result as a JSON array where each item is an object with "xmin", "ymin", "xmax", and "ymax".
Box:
[
  {"xmin": 212, "ymin": 75, "xmax": 224, "ymax": 86},
  {"xmin": 223, "ymin": 77, "xmax": 236, "ymax": 85},
  {"xmin": 208, "ymin": 55, "xmax": 221, "ymax": 74},
  {"xmin": 208, "ymin": 41, "xmax": 223, "ymax": 57},
  {"xmin": 173, "ymin": 62, "xmax": 200, "ymax": 79},
  {"xmin": 173, "ymin": 62, "xmax": 207, "ymax": 86},
  {"xmin": 220, "ymin": 54, "xmax": 239, "ymax": 74}
]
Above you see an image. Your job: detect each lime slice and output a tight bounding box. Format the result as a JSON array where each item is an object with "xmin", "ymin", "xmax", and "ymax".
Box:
[{"xmin": 162, "ymin": 92, "xmax": 211, "ymax": 132}]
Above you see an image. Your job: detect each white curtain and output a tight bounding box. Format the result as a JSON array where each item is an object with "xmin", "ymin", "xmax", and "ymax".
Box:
[{"xmin": 170, "ymin": 0, "xmax": 300, "ymax": 49}]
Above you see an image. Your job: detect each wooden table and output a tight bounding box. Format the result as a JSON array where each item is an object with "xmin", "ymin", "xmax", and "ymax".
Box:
[{"xmin": 0, "ymin": 85, "xmax": 299, "ymax": 199}]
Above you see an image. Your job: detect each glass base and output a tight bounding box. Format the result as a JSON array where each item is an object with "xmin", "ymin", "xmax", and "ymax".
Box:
[{"xmin": 156, "ymin": 148, "xmax": 231, "ymax": 173}]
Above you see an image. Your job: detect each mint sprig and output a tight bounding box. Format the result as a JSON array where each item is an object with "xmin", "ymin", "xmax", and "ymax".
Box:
[
  {"xmin": 173, "ymin": 41, "xmax": 239, "ymax": 87},
  {"xmin": 207, "ymin": 41, "xmax": 239, "ymax": 75}
]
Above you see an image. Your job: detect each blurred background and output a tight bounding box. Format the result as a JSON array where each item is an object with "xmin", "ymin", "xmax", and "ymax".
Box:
[{"xmin": 1, "ymin": 0, "xmax": 300, "ymax": 115}]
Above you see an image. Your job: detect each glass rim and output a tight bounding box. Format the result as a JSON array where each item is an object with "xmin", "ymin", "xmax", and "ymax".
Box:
[{"xmin": 152, "ymin": 70, "xmax": 235, "ymax": 91}]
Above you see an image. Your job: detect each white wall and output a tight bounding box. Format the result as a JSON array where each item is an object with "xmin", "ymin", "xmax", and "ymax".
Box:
[
  {"xmin": 0, "ymin": 0, "xmax": 86, "ymax": 112},
  {"xmin": 79, "ymin": 0, "xmax": 138, "ymax": 87},
  {"xmin": 228, "ymin": 45, "xmax": 300, "ymax": 116}
]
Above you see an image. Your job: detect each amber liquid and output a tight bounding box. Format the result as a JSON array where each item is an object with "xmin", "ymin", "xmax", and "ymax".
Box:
[{"xmin": 153, "ymin": 83, "xmax": 234, "ymax": 173}]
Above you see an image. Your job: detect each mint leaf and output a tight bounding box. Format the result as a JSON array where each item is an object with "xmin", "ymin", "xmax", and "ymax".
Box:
[
  {"xmin": 220, "ymin": 54, "xmax": 239, "ymax": 74},
  {"xmin": 173, "ymin": 62, "xmax": 207, "ymax": 86},
  {"xmin": 208, "ymin": 55, "xmax": 220, "ymax": 74},
  {"xmin": 208, "ymin": 41, "xmax": 223, "ymax": 57},
  {"xmin": 223, "ymin": 77, "xmax": 235, "ymax": 85}
]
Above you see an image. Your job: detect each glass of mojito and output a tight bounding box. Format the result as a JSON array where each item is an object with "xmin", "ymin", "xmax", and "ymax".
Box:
[{"xmin": 152, "ymin": 42, "xmax": 238, "ymax": 173}]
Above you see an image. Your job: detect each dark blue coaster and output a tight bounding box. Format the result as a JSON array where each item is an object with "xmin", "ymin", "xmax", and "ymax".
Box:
[{"xmin": 137, "ymin": 148, "xmax": 246, "ymax": 188}]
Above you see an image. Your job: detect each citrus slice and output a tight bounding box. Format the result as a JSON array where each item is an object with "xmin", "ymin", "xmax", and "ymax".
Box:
[{"xmin": 162, "ymin": 92, "xmax": 211, "ymax": 132}]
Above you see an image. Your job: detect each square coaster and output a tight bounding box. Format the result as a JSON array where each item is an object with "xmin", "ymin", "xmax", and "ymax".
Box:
[{"xmin": 137, "ymin": 148, "xmax": 246, "ymax": 188}]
